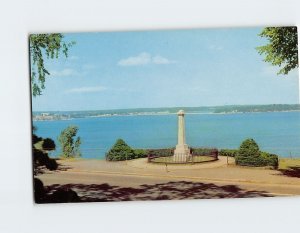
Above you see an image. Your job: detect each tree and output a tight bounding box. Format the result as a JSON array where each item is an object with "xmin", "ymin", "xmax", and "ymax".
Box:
[
  {"xmin": 32, "ymin": 126, "xmax": 58, "ymax": 175},
  {"xmin": 32, "ymin": 126, "xmax": 80, "ymax": 203},
  {"xmin": 29, "ymin": 34, "xmax": 75, "ymax": 96},
  {"xmin": 106, "ymin": 139, "xmax": 135, "ymax": 161},
  {"xmin": 42, "ymin": 138, "xmax": 56, "ymax": 151},
  {"xmin": 257, "ymin": 27, "xmax": 298, "ymax": 75},
  {"xmin": 235, "ymin": 138, "xmax": 278, "ymax": 168},
  {"xmin": 239, "ymin": 138, "xmax": 260, "ymax": 158},
  {"xmin": 58, "ymin": 126, "xmax": 81, "ymax": 158}
]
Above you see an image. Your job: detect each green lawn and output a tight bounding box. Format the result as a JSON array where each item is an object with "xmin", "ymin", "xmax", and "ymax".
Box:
[
  {"xmin": 34, "ymin": 141, "xmax": 43, "ymax": 150},
  {"xmin": 279, "ymin": 158, "xmax": 300, "ymax": 170}
]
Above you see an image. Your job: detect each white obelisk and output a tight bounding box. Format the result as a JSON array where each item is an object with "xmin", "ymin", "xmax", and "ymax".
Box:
[{"xmin": 174, "ymin": 110, "xmax": 190, "ymax": 161}]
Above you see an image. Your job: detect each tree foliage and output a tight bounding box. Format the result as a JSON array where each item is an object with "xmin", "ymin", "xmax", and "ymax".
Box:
[
  {"xmin": 32, "ymin": 126, "xmax": 58, "ymax": 175},
  {"xmin": 42, "ymin": 138, "xmax": 56, "ymax": 151},
  {"xmin": 257, "ymin": 26, "xmax": 298, "ymax": 75},
  {"xmin": 219, "ymin": 149, "xmax": 239, "ymax": 157},
  {"xmin": 32, "ymin": 126, "xmax": 80, "ymax": 203},
  {"xmin": 235, "ymin": 138, "xmax": 278, "ymax": 168},
  {"xmin": 58, "ymin": 126, "xmax": 81, "ymax": 158},
  {"xmin": 106, "ymin": 139, "xmax": 135, "ymax": 161},
  {"xmin": 239, "ymin": 138, "xmax": 260, "ymax": 158},
  {"xmin": 29, "ymin": 34, "xmax": 75, "ymax": 96}
]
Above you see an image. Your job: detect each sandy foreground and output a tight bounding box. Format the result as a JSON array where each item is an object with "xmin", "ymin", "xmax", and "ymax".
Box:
[{"xmin": 36, "ymin": 156, "xmax": 300, "ymax": 201}]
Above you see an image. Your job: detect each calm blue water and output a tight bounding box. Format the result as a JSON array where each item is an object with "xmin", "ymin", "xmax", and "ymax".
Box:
[{"xmin": 34, "ymin": 112, "xmax": 300, "ymax": 158}]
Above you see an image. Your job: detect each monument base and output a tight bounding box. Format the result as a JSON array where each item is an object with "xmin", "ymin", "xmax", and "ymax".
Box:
[{"xmin": 173, "ymin": 144, "xmax": 191, "ymax": 162}]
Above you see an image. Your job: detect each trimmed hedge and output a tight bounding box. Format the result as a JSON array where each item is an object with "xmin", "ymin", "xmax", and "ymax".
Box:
[
  {"xmin": 106, "ymin": 139, "xmax": 175, "ymax": 161},
  {"xmin": 219, "ymin": 149, "xmax": 239, "ymax": 157},
  {"xmin": 144, "ymin": 148, "xmax": 174, "ymax": 157},
  {"xmin": 190, "ymin": 147, "xmax": 218, "ymax": 156},
  {"xmin": 235, "ymin": 152, "xmax": 278, "ymax": 168},
  {"xmin": 235, "ymin": 154, "xmax": 265, "ymax": 167},
  {"xmin": 133, "ymin": 149, "xmax": 147, "ymax": 159},
  {"xmin": 261, "ymin": 152, "xmax": 279, "ymax": 169}
]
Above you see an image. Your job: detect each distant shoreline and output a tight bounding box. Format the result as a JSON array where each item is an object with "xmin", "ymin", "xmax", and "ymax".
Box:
[{"xmin": 32, "ymin": 109, "xmax": 300, "ymax": 122}]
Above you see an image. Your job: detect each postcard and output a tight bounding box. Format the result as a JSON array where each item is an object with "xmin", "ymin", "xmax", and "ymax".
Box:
[{"xmin": 30, "ymin": 27, "xmax": 300, "ymax": 203}]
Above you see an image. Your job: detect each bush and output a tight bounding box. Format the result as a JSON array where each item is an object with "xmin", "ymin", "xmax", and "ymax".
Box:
[
  {"xmin": 219, "ymin": 149, "xmax": 239, "ymax": 157},
  {"xmin": 33, "ymin": 148, "xmax": 58, "ymax": 173},
  {"xmin": 261, "ymin": 152, "xmax": 279, "ymax": 169},
  {"xmin": 133, "ymin": 149, "xmax": 147, "ymax": 159},
  {"xmin": 190, "ymin": 147, "xmax": 218, "ymax": 156},
  {"xmin": 235, "ymin": 138, "xmax": 279, "ymax": 168},
  {"xmin": 32, "ymin": 130, "xmax": 58, "ymax": 175},
  {"xmin": 106, "ymin": 139, "xmax": 136, "ymax": 161},
  {"xmin": 145, "ymin": 148, "xmax": 174, "ymax": 157},
  {"xmin": 235, "ymin": 154, "xmax": 266, "ymax": 167},
  {"xmin": 106, "ymin": 143, "xmax": 176, "ymax": 161},
  {"xmin": 42, "ymin": 138, "xmax": 56, "ymax": 151},
  {"xmin": 239, "ymin": 138, "xmax": 260, "ymax": 157}
]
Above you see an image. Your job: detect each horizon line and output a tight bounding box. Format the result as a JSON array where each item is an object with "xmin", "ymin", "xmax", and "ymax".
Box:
[{"xmin": 32, "ymin": 103, "xmax": 300, "ymax": 113}]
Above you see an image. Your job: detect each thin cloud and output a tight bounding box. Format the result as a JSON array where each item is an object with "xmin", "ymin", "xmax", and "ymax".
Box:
[
  {"xmin": 118, "ymin": 52, "xmax": 176, "ymax": 66},
  {"xmin": 152, "ymin": 55, "xmax": 175, "ymax": 64},
  {"xmin": 65, "ymin": 86, "xmax": 107, "ymax": 94}
]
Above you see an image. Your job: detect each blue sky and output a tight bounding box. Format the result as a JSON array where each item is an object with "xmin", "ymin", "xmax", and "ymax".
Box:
[{"xmin": 32, "ymin": 27, "xmax": 299, "ymax": 111}]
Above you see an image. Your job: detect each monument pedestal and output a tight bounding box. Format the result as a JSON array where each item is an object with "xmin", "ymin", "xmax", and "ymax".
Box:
[
  {"xmin": 174, "ymin": 144, "xmax": 190, "ymax": 162},
  {"xmin": 173, "ymin": 110, "xmax": 190, "ymax": 162}
]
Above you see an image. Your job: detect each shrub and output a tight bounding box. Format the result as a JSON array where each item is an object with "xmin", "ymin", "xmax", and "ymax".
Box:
[
  {"xmin": 145, "ymin": 148, "xmax": 174, "ymax": 157},
  {"xmin": 106, "ymin": 139, "xmax": 136, "ymax": 161},
  {"xmin": 133, "ymin": 149, "xmax": 147, "ymax": 159},
  {"xmin": 235, "ymin": 154, "xmax": 266, "ymax": 167},
  {"xmin": 236, "ymin": 138, "xmax": 262, "ymax": 166},
  {"xmin": 235, "ymin": 138, "xmax": 279, "ymax": 168},
  {"xmin": 190, "ymin": 147, "xmax": 218, "ymax": 156},
  {"xmin": 219, "ymin": 149, "xmax": 239, "ymax": 157},
  {"xmin": 239, "ymin": 138, "xmax": 260, "ymax": 158},
  {"xmin": 42, "ymin": 138, "xmax": 56, "ymax": 151},
  {"xmin": 261, "ymin": 152, "xmax": 279, "ymax": 169},
  {"xmin": 33, "ymin": 148, "xmax": 58, "ymax": 173}
]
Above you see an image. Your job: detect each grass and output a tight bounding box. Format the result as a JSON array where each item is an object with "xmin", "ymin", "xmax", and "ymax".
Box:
[
  {"xmin": 34, "ymin": 141, "xmax": 43, "ymax": 150},
  {"xmin": 151, "ymin": 155, "xmax": 216, "ymax": 164},
  {"xmin": 279, "ymin": 158, "xmax": 300, "ymax": 170}
]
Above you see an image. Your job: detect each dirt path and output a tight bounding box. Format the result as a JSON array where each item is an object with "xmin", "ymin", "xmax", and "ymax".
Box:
[{"xmin": 36, "ymin": 156, "xmax": 300, "ymax": 201}]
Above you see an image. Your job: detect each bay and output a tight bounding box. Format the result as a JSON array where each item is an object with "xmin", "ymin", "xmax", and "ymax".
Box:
[{"xmin": 34, "ymin": 111, "xmax": 300, "ymax": 158}]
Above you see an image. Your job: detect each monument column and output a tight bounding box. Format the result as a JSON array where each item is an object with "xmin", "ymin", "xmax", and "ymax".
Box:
[{"xmin": 174, "ymin": 110, "xmax": 190, "ymax": 161}]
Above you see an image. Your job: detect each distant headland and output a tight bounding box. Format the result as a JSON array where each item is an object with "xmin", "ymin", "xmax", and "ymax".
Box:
[{"xmin": 32, "ymin": 104, "xmax": 300, "ymax": 121}]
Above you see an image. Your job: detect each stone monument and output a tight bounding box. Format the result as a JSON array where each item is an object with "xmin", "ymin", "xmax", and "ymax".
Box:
[{"xmin": 174, "ymin": 110, "xmax": 190, "ymax": 162}]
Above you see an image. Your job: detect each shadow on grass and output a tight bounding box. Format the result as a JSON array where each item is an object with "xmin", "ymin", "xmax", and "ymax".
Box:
[
  {"xmin": 279, "ymin": 166, "xmax": 300, "ymax": 178},
  {"xmin": 36, "ymin": 180, "xmax": 272, "ymax": 203}
]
